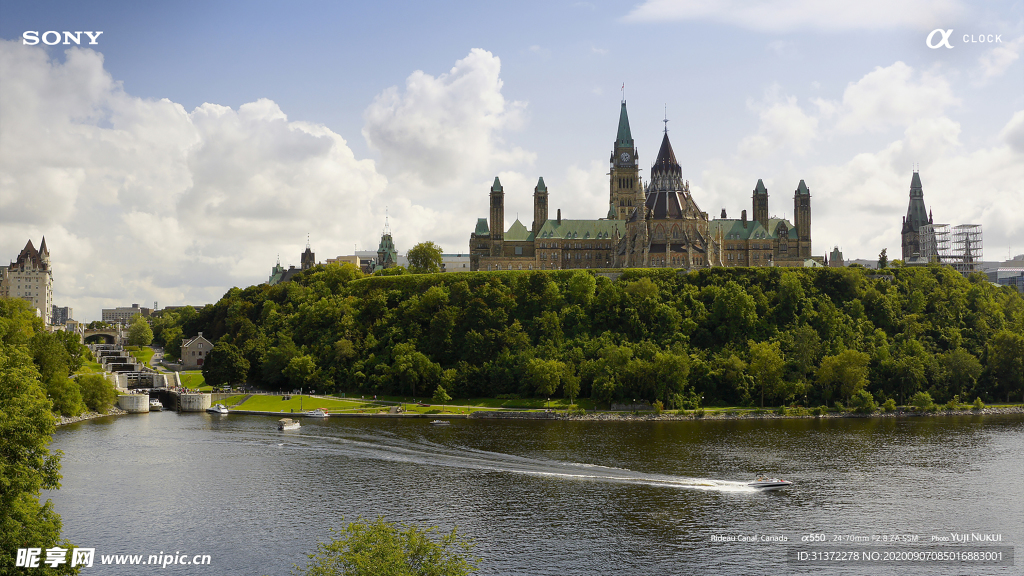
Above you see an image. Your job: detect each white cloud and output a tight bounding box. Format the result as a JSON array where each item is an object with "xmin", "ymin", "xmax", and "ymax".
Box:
[
  {"xmin": 830, "ymin": 62, "xmax": 959, "ymax": 134},
  {"xmin": 978, "ymin": 36, "xmax": 1024, "ymax": 80},
  {"xmin": 0, "ymin": 40, "xmax": 387, "ymax": 319},
  {"xmin": 624, "ymin": 0, "xmax": 967, "ymax": 32},
  {"xmin": 362, "ymin": 48, "xmax": 532, "ymax": 190},
  {"xmin": 738, "ymin": 91, "xmax": 818, "ymax": 158}
]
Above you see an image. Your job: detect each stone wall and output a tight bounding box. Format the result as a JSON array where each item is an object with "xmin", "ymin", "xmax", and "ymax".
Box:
[
  {"xmin": 469, "ymin": 411, "xmax": 559, "ymax": 419},
  {"xmin": 117, "ymin": 394, "xmax": 150, "ymax": 413},
  {"xmin": 179, "ymin": 393, "xmax": 212, "ymax": 412}
]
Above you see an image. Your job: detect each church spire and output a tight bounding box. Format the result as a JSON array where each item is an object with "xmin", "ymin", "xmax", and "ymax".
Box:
[
  {"xmin": 616, "ymin": 100, "xmax": 633, "ymax": 148},
  {"xmin": 651, "ymin": 132, "xmax": 680, "ymax": 178}
]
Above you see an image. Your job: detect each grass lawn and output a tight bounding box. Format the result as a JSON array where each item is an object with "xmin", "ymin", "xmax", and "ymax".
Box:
[
  {"xmin": 76, "ymin": 360, "xmax": 104, "ymax": 374},
  {"xmin": 179, "ymin": 371, "xmax": 211, "ymax": 391},
  {"xmin": 228, "ymin": 394, "xmax": 380, "ymax": 413},
  {"xmin": 351, "ymin": 394, "xmax": 595, "ymax": 413},
  {"xmin": 125, "ymin": 346, "xmax": 155, "ymax": 366}
]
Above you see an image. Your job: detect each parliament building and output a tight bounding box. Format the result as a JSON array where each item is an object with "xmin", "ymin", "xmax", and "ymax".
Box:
[{"xmin": 469, "ymin": 101, "xmax": 816, "ymax": 271}]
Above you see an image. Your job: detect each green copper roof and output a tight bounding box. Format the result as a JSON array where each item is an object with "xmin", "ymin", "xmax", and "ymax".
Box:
[
  {"xmin": 504, "ymin": 219, "xmax": 535, "ymax": 242},
  {"xmin": 796, "ymin": 180, "xmax": 810, "ymax": 195},
  {"xmin": 536, "ymin": 219, "xmax": 625, "ymax": 240},
  {"xmin": 709, "ymin": 217, "xmax": 797, "ymax": 241},
  {"xmin": 536, "ymin": 177, "xmax": 546, "ymax": 192},
  {"xmin": 491, "ymin": 177, "xmax": 503, "ymax": 192},
  {"xmin": 474, "ymin": 218, "xmax": 490, "ymax": 236},
  {"xmin": 616, "ymin": 101, "xmax": 633, "ymax": 148},
  {"xmin": 905, "ymin": 171, "xmax": 928, "ymax": 231},
  {"xmin": 754, "ymin": 179, "xmax": 767, "ymax": 195}
]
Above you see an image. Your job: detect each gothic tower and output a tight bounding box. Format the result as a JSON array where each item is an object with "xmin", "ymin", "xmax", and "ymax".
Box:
[
  {"xmin": 752, "ymin": 179, "xmax": 769, "ymax": 229},
  {"xmin": 300, "ymin": 237, "xmax": 316, "ymax": 270},
  {"xmin": 489, "ymin": 176, "xmax": 504, "ymax": 257},
  {"xmin": 793, "ymin": 180, "xmax": 812, "ymax": 258},
  {"xmin": 900, "ymin": 171, "xmax": 930, "ymax": 260},
  {"xmin": 609, "ymin": 101, "xmax": 641, "ymax": 220},
  {"xmin": 532, "ymin": 177, "xmax": 548, "ymax": 236}
]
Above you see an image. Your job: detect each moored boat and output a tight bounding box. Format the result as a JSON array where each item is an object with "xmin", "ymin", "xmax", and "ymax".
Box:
[
  {"xmin": 206, "ymin": 403, "xmax": 229, "ymax": 415},
  {"xmin": 278, "ymin": 418, "xmax": 300, "ymax": 431},
  {"xmin": 305, "ymin": 408, "xmax": 329, "ymax": 418},
  {"xmin": 430, "ymin": 420, "xmax": 450, "ymax": 426},
  {"xmin": 149, "ymin": 398, "xmax": 163, "ymax": 411}
]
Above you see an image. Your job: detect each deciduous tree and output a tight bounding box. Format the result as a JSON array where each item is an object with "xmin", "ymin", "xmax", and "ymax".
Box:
[{"xmin": 407, "ymin": 242, "xmax": 444, "ymax": 274}]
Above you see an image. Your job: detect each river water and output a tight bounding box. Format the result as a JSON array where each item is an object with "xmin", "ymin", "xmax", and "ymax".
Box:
[{"xmin": 48, "ymin": 412, "xmax": 1022, "ymax": 575}]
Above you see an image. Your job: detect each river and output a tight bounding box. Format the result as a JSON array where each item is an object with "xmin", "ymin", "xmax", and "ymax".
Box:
[{"xmin": 48, "ymin": 412, "xmax": 1023, "ymax": 575}]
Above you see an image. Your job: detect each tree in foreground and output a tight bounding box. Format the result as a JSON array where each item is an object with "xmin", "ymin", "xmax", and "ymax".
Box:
[
  {"xmin": 407, "ymin": 241, "xmax": 444, "ymax": 274},
  {"xmin": 292, "ymin": 518, "xmax": 479, "ymax": 576}
]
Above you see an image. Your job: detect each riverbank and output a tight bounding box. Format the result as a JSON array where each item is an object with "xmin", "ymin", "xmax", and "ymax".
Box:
[
  {"xmin": 55, "ymin": 406, "xmax": 128, "ymax": 426},
  {"xmin": 556, "ymin": 405, "xmax": 1024, "ymax": 421}
]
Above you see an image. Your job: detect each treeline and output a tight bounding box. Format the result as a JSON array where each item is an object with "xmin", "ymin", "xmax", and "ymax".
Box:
[
  {"xmin": 1, "ymin": 298, "xmax": 113, "ymax": 573},
  {"xmin": 149, "ymin": 264, "xmax": 1024, "ymax": 408},
  {"xmin": 1, "ymin": 298, "xmax": 117, "ymax": 417}
]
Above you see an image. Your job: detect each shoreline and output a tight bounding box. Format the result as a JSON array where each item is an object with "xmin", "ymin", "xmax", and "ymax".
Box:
[
  {"xmin": 53, "ymin": 404, "xmax": 1024, "ymax": 426},
  {"xmin": 55, "ymin": 406, "xmax": 127, "ymax": 426}
]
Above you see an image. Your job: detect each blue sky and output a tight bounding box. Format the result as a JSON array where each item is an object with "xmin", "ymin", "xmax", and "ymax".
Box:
[{"xmin": 1, "ymin": 0, "xmax": 1022, "ymax": 320}]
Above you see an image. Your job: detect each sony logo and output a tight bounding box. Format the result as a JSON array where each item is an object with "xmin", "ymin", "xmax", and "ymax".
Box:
[{"xmin": 22, "ymin": 31, "xmax": 104, "ymax": 46}]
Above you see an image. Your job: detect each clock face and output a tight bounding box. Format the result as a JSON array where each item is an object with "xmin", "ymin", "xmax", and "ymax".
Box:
[{"xmin": 620, "ymin": 152, "xmax": 631, "ymax": 163}]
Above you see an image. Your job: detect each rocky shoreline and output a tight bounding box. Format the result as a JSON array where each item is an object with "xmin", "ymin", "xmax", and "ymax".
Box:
[{"xmin": 56, "ymin": 406, "xmax": 128, "ymax": 426}]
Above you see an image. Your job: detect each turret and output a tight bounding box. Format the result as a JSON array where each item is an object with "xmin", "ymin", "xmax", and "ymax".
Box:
[
  {"xmin": 489, "ymin": 177, "xmax": 504, "ymax": 256},
  {"xmin": 533, "ymin": 177, "xmax": 548, "ymax": 236}
]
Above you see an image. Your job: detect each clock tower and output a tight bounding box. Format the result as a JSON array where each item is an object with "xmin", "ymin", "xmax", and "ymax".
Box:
[{"xmin": 609, "ymin": 100, "xmax": 641, "ymax": 220}]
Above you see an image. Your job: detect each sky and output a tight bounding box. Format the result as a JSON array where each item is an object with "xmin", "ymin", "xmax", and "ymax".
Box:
[{"xmin": 1, "ymin": 0, "xmax": 1022, "ymax": 322}]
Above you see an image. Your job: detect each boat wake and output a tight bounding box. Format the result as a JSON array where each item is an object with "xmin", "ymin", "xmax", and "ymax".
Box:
[{"xmin": 261, "ymin": 429, "xmax": 755, "ymax": 493}]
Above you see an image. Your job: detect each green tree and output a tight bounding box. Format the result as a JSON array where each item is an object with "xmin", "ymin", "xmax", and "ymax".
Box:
[
  {"xmin": 987, "ymin": 330, "xmax": 1024, "ymax": 402},
  {"xmin": 524, "ymin": 358, "xmax": 563, "ymax": 397},
  {"xmin": 748, "ymin": 340, "xmax": 785, "ymax": 408},
  {"xmin": 407, "ymin": 242, "xmax": 444, "ymax": 274},
  {"xmin": 937, "ymin": 348, "xmax": 982, "ymax": 401},
  {"xmin": 0, "ymin": 303, "xmax": 78, "ymax": 575},
  {"xmin": 78, "ymin": 374, "xmax": 117, "ymax": 413},
  {"xmin": 291, "ymin": 517, "xmax": 478, "ymax": 576},
  {"xmin": 432, "ymin": 385, "xmax": 452, "ymax": 412},
  {"xmin": 285, "ymin": 354, "xmax": 318, "ymax": 390},
  {"xmin": 816, "ymin": 349, "xmax": 870, "ymax": 404},
  {"xmin": 128, "ymin": 313, "xmax": 154, "ymax": 346},
  {"xmin": 203, "ymin": 342, "xmax": 251, "ymax": 387},
  {"xmin": 878, "ymin": 248, "xmax": 888, "ymax": 269}
]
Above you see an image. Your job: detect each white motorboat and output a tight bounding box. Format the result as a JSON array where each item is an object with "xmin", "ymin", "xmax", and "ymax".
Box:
[
  {"xmin": 278, "ymin": 418, "xmax": 301, "ymax": 431},
  {"xmin": 430, "ymin": 420, "xmax": 450, "ymax": 426},
  {"xmin": 206, "ymin": 404, "xmax": 229, "ymax": 415},
  {"xmin": 149, "ymin": 398, "xmax": 163, "ymax": 411},
  {"xmin": 305, "ymin": 408, "xmax": 329, "ymax": 418},
  {"xmin": 748, "ymin": 475, "xmax": 792, "ymax": 490}
]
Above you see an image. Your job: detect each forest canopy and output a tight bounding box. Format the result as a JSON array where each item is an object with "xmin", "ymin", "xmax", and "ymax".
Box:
[{"xmin": 149, "ymin": 263, "xmax": 1024, "ymax": 408}]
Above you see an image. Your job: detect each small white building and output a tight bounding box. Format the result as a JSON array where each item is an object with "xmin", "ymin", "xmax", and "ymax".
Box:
[
  {"xmin": 181, "ymin": 332, "xmax": 213, "ymax": 369},
  {"xmin": 441, "ymin": 253, "xmax": 471, "ymax": 272}
]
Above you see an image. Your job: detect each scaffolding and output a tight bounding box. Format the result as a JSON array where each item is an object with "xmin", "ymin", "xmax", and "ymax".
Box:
[
  {"xmin": 951, "ymin": 224, "xmax": 983, "ymax": 274},
  {"xmin": 919, "ymin": 223, "xmax": 950, "ymax": 262}
]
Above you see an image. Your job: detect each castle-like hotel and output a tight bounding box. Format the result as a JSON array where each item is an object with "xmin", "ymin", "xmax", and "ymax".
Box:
[{"xmin": 469, "ymin": 101, "xmax": 816, "ymax": 271}]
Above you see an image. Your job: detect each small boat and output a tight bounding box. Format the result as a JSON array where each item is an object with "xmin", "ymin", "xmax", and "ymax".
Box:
[
  {"xmin": 278, "ymin": 418, "xmax": 300, "ymax": 431},
  {"xmin": 430, "ymin": 420, "xmax": 450, "ymax": 426},
  {"xmin": 748, "ymin": 475, "xmax": 792, "ymax": 490},
  {"xmin": 206, "ymin": 404, "xmax": 229, "ymax": 415},
  {"xmin": 149, "ymin": 398, "xmax": 163, "ymax": 411},
  {"xmin": 305, "ymin": 408, "xmax": 329, "ymax": 418}
]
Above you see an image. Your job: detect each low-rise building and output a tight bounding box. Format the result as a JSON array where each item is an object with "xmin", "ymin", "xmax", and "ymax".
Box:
[
  {"xmin": 102, "ymin": 303, "xmax": 153, "ymax": 325},
  {"xmin": 180, "ymin": 332, "xmax": 213, "ymax": 369}
]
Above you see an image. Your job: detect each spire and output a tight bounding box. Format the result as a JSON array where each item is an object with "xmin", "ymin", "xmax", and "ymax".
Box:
[
  {"xmin": 796, "ymin": 180, "xmax": 810, "ymax": 195},
  {"xmin": 616, "ymin": 101, "xmax": 633, "ymax": 148},
  {"xmin": 383, "ymin": 207, "xmax": 391, "ymax": 236},
  {"xmin": 306, "ymin": 233, "xmax": 310, "ymax": 250},
  {"xmin": 491, "ymin": 176, "xmax": 503, "ymax": 192},
  {"xmin": 904, "ymin": 171, "xmax": 928, "ymax": 231},
  {"xmin": 651, "ymin": 132, "xmax": 680, "ymax": 178},
  {"xmin": 662, "ymin": 104, "xmax": 669, "ymax": 134},
  {"xmin": 39, "ymin": 236, "xmax": 48, "ymax": 254},
  {"xmin": 536, "ymin": 177, "xmax": 546, "ymax": 192},
  {"xmin": 754, "ymin": 179, "xmax": 768, "ymax": 195},
  {"xmin": 910, "ymin": 170, "xmax": 923, "ymax": 197}
]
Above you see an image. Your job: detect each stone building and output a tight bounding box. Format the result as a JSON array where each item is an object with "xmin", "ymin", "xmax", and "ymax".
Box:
[
  {"xmin": 708, "ymin": 179, "xmax": 814, "ymax": 268},
  {"xmin": 901, "ymin": 171, "xmax": 933, "ymax": 261},
  {"xmin": 267, "ymin": 240, "xmax": 318, "ymax": 285},
  {"xmin": 617, "ymin": 131, "xmax": 717, "ymax": 268},
  {"xmin": 180, "ymin": 332, "xmax": 213, "ymax": 369},
  {"xmin": 469, "ymin": 100, "xmax": 817, "ymax": 271},
  {"xmin": 1, "ymin": 238, "xmax": 53, "ymax": 324},
  {"xmin": 102, "ymin": 303, "xmax": 153, "ymax": 324}
]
